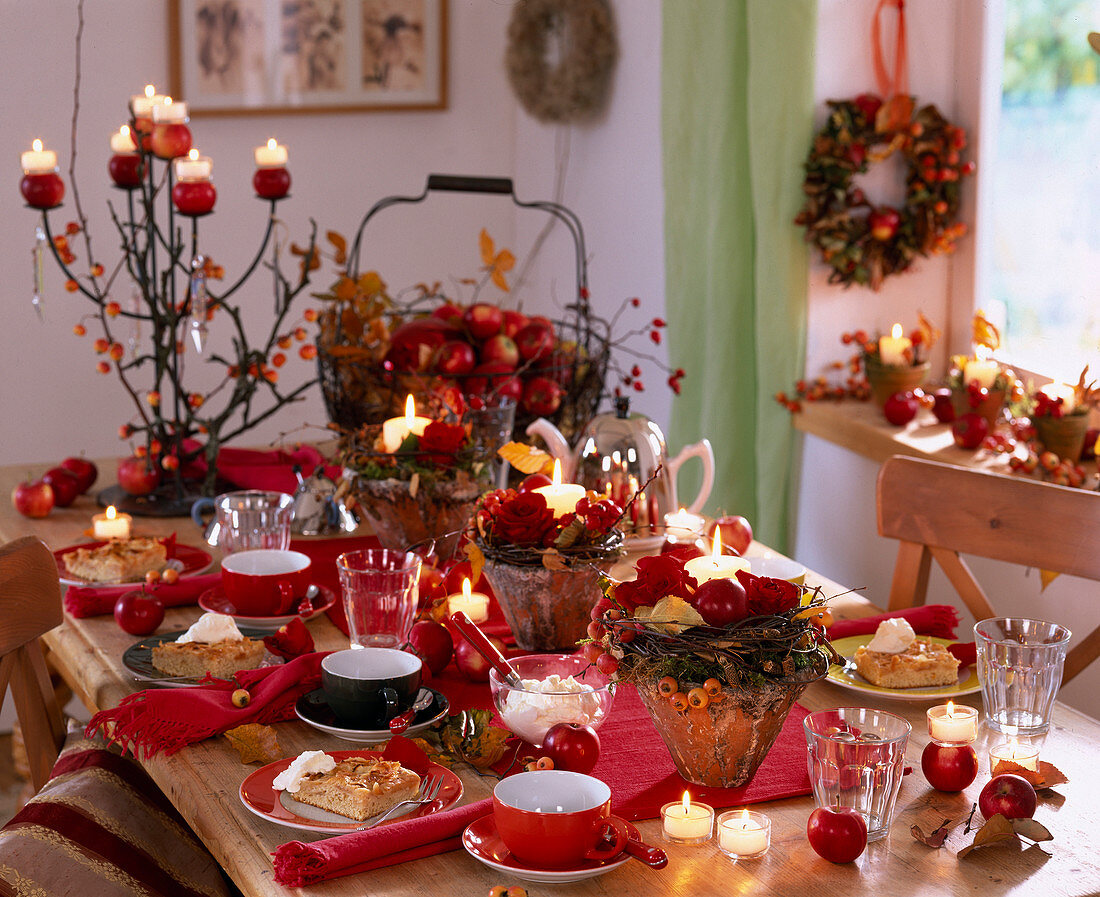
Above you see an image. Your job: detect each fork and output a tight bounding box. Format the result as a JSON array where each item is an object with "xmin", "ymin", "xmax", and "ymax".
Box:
[{"xmin": 355, "ymin": 773, "xmax": 444, "ymax": 830}]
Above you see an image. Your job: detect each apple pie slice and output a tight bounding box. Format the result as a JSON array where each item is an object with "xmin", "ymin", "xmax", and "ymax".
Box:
[
  {"xmin": 293, "ymin": 758, "xmax": 421, "ymax": 821},
  {"xmin": 62, "ymin": 538, "xmax": 168, "ymax": 583}
]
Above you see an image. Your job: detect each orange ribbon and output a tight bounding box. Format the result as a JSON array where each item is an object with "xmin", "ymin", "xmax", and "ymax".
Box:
[{"xmin": 871, "ymin": 0, "xmax": 909, "ymax": 100}]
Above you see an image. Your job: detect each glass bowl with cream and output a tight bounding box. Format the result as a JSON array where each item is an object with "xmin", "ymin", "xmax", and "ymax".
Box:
[{"xmin": 489, "ymin": 653, "xmax": 616, "ymax": 747}]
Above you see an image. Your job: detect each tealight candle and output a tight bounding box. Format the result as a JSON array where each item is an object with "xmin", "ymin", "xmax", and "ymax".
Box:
[
  {"xmin": 19, "ymin": 139, "xmax": 65, "ymax": 209},
  {"xmin": 964, "ymin": 346, "xmax": 1000, "ymax": 390},
  {"xmin": 683, "ymin": 527, "xmax": 750, "ymax": 584},
  {"xmin": 448, "ymin": 577, "xmax": 490, "ymax": 624},
  {"xmin": 717, "ymin": 809, "xmax": 770, "ymax": 859},
  {"xmin": 382, "ymin": 395, "xmax": 432, "ymax": 453},
  {"xmin": 533, "ymin": 459, "xmax": 587, "ymax": 518},
  {"xmin": 152, "ymin": 97, "xmax": 189, "ymax": 123},
  {"xmin": 93, "ymin": 505, "xmax": 132, "ymax": 540},
  {"xmin": 21, "ymin": 138, "xmax": 58, "ymax": 174},
  {"xmin": 173, "ymin": 148, "xmax": 212, "ymax": 182},
  {"xmin": 254, "ymin": 138, "xmax": 288, "ymax": 168},
  {"xmin": 663, "ymin": 507, "xmax": 705, "ymax": 541},
  {"xmin": 878, "ymin": 323, "xmax": 912, "ymax": 366},
  {"xmin": 661, "ymin": 792, "xmax": 713, "ymax": 844},
  {"xmin": 927, "ymin": 702, "xmax": 978, "ymax": 745},
  {"xmin": 130, "ymin": 84, "xmax": 165, "ymax": 119},
  {"xmin": 110, "ymin": 125, "xmax": 138, "ymax": 155},
  {"xmin": 989, "ymin": 738, "xmax": 1039, "ymax": 772},
  {"xmin": 253, "ymin": 138, "xmax": 291, "ymax": 200}
]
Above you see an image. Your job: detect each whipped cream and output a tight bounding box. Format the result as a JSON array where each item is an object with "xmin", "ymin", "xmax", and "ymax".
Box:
[
  {"xmin": 866, "ymin": 618, "xmax": 916, "ymax": 654},
  {"xmin": 272, "ymin": 750, "xmax": 336, "ymax": 793},
  {"xmin": 499, "ymin": 674, "xmax": 602, "ymax": 745},
  {"xmin": 176, "ymin": 612, "xmax": 244, "ymax": 644}
]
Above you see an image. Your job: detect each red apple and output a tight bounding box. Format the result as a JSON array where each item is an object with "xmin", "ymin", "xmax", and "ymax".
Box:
[
  {"xmin": 60, "ymin": 456, "xmax": 98, "ymax": 493},
  {"xmin": 542, "ymin": 722, "xmax": 601, "ymax": 773},
  {"xmin": 931, "ymin": 388, "xmax": 956, "ymax": 424},
  {"xmin": 921, "ymin": 742, "xmax": 979, "ymax": 792},
  {"xmin": 479, "ymin": 334, "xmax": 520, "ymax": 369},
  {"xmin": 42, "ymin": 467, "xmax": 81, "ymax": 508},
  {"xmin": 417, "ymin": 564, "xmax": 448, "ymax": 609},
  {"xmin": 431, "ymin": 340, "xmax": 477, "ymax": 376},
  {"xmin": 952, "ymin": 412, "xmax": 989, "ymax": 450},
  {"xmin": 117, "ymin": 456, "xmax": 161, "ymax": 496},
  {"xmin": 806, "ymin": 806, "xmax": 868, "ymax": 863},
  {"xmin": 407, "ymin": 620, "xmax": 454, "ymax": 675},
  {"xmin": 707, "ymin": 515, "xmax": 753, "ymax": 555},
  {"xmin": 517, "ymin": 473, "xmax": 552, "ymax": 492},
  {"xmin": 385, "ymin": 318, "xmax": 462, "ymax": 372},
  {"xmin": 687, "ymin": 577, "xmax": 748, "ymax": 627},
  {"xmin": 660, "ymin": 539, "xmax": 707, "ymax": 560},
  {"xmin": 522, "ymin": 376, "xmax": 564, "ymax": 416},
  {"xmin": 883, "ymin": 391, "xmax": 919, "ymax": 426},
  {"xmin": 463, "ymin": 303, "xmax": 504, "ymax": 340},
  {"xmin": 868, "ymin": 207, "xmax": 901, "ymax": 241},
  {"xmin": 978, "ymin": 773, "xmax": 1037, "ymax": 821},
  {"xmin": 501, "ymin": 309, "xmax": 529, "ymax": 339},
  {"xmin": 431, "ymin": 302, "xmax": 465, "ymax": 326},
  {"xmin": 466, "ymin": 362, "xmax": 522, "ymax": 399},
  {"xmin": 515, "ymin": 321, "xmax": 556, "ymax": 362},
  {"xmin": 12, "ymin": 479, "xmax": 54, "ymax": 518},
  {"xmin": 114, "ymin": 588, "xmax": 165, "ymax": 636},
  {"xmin": 453, "ymin": 635, "xmax": 506, "ymax": 682}
]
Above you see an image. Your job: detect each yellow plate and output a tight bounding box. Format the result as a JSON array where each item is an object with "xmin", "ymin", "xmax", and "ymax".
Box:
[{"xmin": 827, "ymin": 635, "xmax": 981, "ymax": 702}]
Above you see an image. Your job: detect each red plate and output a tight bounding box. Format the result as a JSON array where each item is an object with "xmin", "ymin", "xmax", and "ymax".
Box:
[
  {"xmin": 239, "ymin": 750, "xmax": 463, "ymax": 834},
  {"xmin": 55, "ymin": 539, "xmax": 213, "ymax": 586}
]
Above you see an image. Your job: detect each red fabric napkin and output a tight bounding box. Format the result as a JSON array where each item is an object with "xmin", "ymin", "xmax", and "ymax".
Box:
[
  {"xmin": 64, "ymin": 572, "xmax": 221, "ymax": 618},
  {"xmin": 182, "ymin": 442, "xmax": 340, "ymax": 494},
  {"xmin": 826, "ymin": 604, "xmax": 960, "ymax": 641},
  {"xmin": 948, "ymin": 642, "xmax": 977, "ymax": 668},
  {"xmin": 272, "ymin": 798, "xmax": 493, "ymax": 886},
  {"xmin": 85, "ymin": 652, "xmax": 327, "ymax": 758}
]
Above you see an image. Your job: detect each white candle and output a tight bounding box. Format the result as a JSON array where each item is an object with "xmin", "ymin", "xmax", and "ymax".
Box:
[
  {"xmin": 448, "ymin": 577, "xmax": 490, "ymax": 624},
  {"xmin": 21, "ymin": 139, "xmax": 57, "ymax": 174},
  {"xmin": 152, "ymin": 97, "xmax": 189, "ymax": 123},
  {"xmin": 131, "ymin": 84, "xmax": 165, "ymax": 117},
  {"xmin": 381, "ymin": 394, "xmax": 432, "ymax": 453},
  {"xmin": 927, "ymin": 702, "xmax": 978, "ymax": 744},
  {"xmin": 989, "ymin": 738, "xmax": 1039, "ymax": 772},
  {"xmin": 92, "ymin": 505, "xmax": 133, "ymax": 540},
  {"xmin": 717, "ymin": 809, "xmax": 770, "ymax": 858},
  {"xmin": 684, "ymin": 527, "xmax": 750, "ymax": 584},
  {"xmin": 661, "ymin": 792, "xmax": 713, "ymax": 843},
  {"xmin": 664, "ymin": 507, "xmax": 705, "ymax": 540},
  {"xmin": 173, "ymin": 148, "xmax": 212, "ymax": 182},
  {"xmin": 964, "ymin": 346, "xmax": 1000, "ymax": 390},
  {"xmin": 533, "ymin": 459, "xmax": 587, "ymax": 518},
  {"xmin": 878, "ymin": 323, "xmax": 912, "ymax": 366},
  {"xmin": 254, "ymin": 138, "xmax": 288, "ymax": 168},
  {"xmin": 110, "ymin": 125, "xmax": 137, "ymax": 154}
]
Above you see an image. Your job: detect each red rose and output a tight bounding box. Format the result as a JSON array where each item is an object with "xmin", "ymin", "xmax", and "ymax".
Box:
[
  {"xmin": 614, "ymin": 553, "xmax": 698, "ymax": 611},
  {"xmin": 492, "ymin": 490, "xmax": 557, "ymax": 546},
  {"xmin": 418, "ymin": 420, "xmax": 468, "ymax": 464},
  {"xmin": 735, "ymin": 570, "xmax": 802, "ymax": 617}
]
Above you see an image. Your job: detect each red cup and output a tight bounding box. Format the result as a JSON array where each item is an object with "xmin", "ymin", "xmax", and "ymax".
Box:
[
  {"xmin": 220, "ymin": 549, "xmax": 311, "ymax": 616},
  {"xmin": 493, "ymin": 771, "xmax": 629, "ymax": 869}
]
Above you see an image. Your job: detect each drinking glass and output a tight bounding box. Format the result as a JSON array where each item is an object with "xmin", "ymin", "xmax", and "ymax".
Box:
[
  {"xmin": 191, "ymin": 490, "xmax": 293, "ymax": 553},
  {"xmin": 975, "ymin": 617, "xmax": 1071, "ymax": 738},
  {"xmin": 463, "ymin": 396, "xmax": 517, "ymax": 489},
  {"xmin": 804, "ymin": 707, "xmax": 910, "ymax": 841},
  {"xmin": 336, "ymin": 549, "xmax": 421, "ymax": 649}
]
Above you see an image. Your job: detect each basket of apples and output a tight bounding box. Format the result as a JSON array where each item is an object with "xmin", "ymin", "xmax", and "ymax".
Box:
[{"xmin": 586, "ymin": 553, "xmax": 838, "ymax": 788}]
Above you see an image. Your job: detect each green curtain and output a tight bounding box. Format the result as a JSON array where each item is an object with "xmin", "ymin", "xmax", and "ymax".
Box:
[{"xmin": 662, "ymin": 0, "xmax": 817, "ymax": 552}]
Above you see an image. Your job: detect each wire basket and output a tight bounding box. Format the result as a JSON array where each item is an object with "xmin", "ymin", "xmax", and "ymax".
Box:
[{"xmin": 317, "ymin": 175, "xmax": 611, "ymax": 445}]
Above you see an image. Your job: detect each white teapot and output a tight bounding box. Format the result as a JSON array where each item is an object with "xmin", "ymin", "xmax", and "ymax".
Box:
[{"xmin": 526, "ymin": 398, "xmax": 714, "ymax": 538}]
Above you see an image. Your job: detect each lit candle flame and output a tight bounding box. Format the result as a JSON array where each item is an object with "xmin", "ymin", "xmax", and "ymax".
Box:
[
  {"xmin": 32, "ymin": 138, "xmax": 43, "ymax": 153},
  {"xmin": 711, "ymin": 526, "xmax": 723, "ymax": 559},
  {"xmin": 187, "ymin": 148, "xmax": 199, "ymax": 162},
  {"xmin": 946, "ymin": 701, "xmax": 955, "ymax": 718},
  {"xmin": 891, "ymin": 322, "xmax": 903, "ymax": 339},
  {"xmin": 267, "ymin": 137, "xmax": 278, "ymax": 151},
  {"xmin": 404, "ymin": 394, "xmax": 417, "ymax": 425},
  {"xmin": 1009, "ymin": 737, "xmax": 1020, "ymax": 754},
  {"xmin": 462, "ymin": 578, "xmax": 472, "ymax": 600},
  {"xmin": 681, "ymin": 791, "xmax": 691, "ymax": 814},
  {"xmin": 144, "ymin": 84, "xmax": 155, "ymax": 98},
  {"xmin": 164, "ymin": 96, "xmax": 174, "ymax": 107},
  {"xmin": 975, "ymin": 344, "xmax": 990, "ymax": 363},
  {"xmin": 741, "ymin": 808, "xmax": 750, "ymax": 826},
  {"xmin": 105, "ymin": 505, "xmax": 117, "ymax": 521},
  {"xmin": 120, "ymin": 125, "xmax": 131, "ymax": 139},
  {"xmin": 551, "ymin": 458, "xmax": 563, "ymax": 487}
]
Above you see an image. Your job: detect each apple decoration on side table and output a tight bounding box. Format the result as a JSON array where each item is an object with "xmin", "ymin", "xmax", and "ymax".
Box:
[
  {"xmin": 883, "ymin": 390, "xmax": 919, "ymax": 426},
  {"xmin": 11, "ymin": 478, "xmax": 55, "ymax": 518}
]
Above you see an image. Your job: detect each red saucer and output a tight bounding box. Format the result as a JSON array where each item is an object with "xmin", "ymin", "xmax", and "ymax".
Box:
[{"xmin": 198, "ymin": 583, "xmax": 336, "ymax": 628}]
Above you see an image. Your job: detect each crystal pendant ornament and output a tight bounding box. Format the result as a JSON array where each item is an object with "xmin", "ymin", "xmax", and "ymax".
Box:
[
  {"xmin": 31, "ymin": 224, "xmax": 46, "ymax": 320},
  {"xmin": 188, "ymin": 254, "xmax": 208, "ymax": 353},
  {"xmin": 128, "ymin": 287, "xmax": 142, "ymax": 359}
]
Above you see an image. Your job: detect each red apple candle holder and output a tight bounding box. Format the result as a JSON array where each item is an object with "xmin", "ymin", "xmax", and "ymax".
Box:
[
  {"xmin": 20, "ymin": 139, "xmax": 64, "ymax": 209},
  {"xmin": 921, "ymin": 741, "xmax": 979, "ymax": 792},
  {"xmin": 172, "ymin": 150, "xmax": 216, "ymax": 216},
  {"xmin": 109, "ymin": 154, "xmax": 144, "ymax": 189},
  {"xmin": 253, "ymin": 166, "xmax": 291, "ymax": 200},
  {"xmin": 150, "ymin": 98, "xmax": 192, "ymax": 160}
]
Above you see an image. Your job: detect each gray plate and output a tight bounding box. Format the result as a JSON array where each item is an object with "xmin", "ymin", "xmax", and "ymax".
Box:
[{"xmin": 122, "ymin": 628, "xmax": 279, "ymax": 687}]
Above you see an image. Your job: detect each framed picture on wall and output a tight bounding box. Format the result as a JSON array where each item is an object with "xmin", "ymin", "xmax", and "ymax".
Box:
[{"xmin": 169, "ymin": 0, "xmax": 447, "ymax": 115}]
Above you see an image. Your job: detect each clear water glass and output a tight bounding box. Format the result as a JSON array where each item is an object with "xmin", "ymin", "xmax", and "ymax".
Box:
[
  {"xmin": 195, "ymin": 490, "xmax": 294, "ymax": 553},
  {"xmin": 804, "ymin": 707, "xmax": 910, "ymax": 841},
  {"xmin": 463, "ymin": 396, "xmax": 517, "ymax": 489},
  {"xmin": 975, "ymin": 617, "xmax": 1071, "ymax": 738},
  {"xmin": 336, "ymin": 549, "xmax": 421, "ymax": 649}
]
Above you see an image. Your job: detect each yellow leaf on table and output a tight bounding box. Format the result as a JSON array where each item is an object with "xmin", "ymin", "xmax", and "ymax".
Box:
[
  {"xmin": 1040, "ymin": 569, "xmax": 1060, "ymax": 591},
  {"xmin": 224, "ymin": 724, "xmax": 281, "ymax": 765},
  {"xmin": 463, "ymin": 541, "xmax": 485, "ymax": 588},
  {"xmin": 991, "ymin": 758, "xmax": 1069, "ymax": 790},
  {"xmin": 498, "ymin": 442, "xmax": 553, "ymax": 475},
  {"xmin": 957, "ymin": 813, "xmax": 1018, "ymax": 858}
]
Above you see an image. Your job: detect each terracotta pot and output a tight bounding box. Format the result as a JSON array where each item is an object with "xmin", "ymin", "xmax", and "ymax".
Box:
[
  {"xmin": 864, "ymin": 359, "xmax": 930, "ymax": 407},
  {"xmin": 482, "ymin": 557, "xmax": 615, "ymax": 651},
  {"xmin": 1034, "ymin": 414, "xmax": 1089, "ymax": 462},
  {"xmin": 353, "ymin": 471, "xmax": 484, "ymax": 561},
  {"xmin": 949, "ymin": 387, "xmax": 1006, "ymax": 425},
  {"xmin": 634, "ymin": 666, "xmax": 822, "ymax": 788}
]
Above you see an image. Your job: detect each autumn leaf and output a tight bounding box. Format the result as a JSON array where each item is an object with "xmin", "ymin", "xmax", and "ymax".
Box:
[
  {"xmin": 991, "ymin": 758, "xmax": 1069, "ymax": 791},
  {"xmin": 326, "ymin": 230, "xmax": 348, "ymax": 265},
  {"xmin": 478, "ymin": 228, "xmax": 515, "ymax": 292},
  {"xmin": 542, "ymin": 548, "xmax": 568, "ymax": 572},
  {"xmin": 224, "ymin": 724, "xmax": 281, "ymax": 765},
  {"xmin": 958, "ymin": 813, "xmax": 1018, "ymax": 858},
  {"xmin": 1040, "ymin": 570, "xmax": 1060, "ymax": 591},
  {"xmin": 1011, "ymin": 817, "xmax": 1053, "ymax": 844},
  {"xmin": 498, "ymin": 441, "xmax": 553, "ymax": 475},
  {"xmin": 972, "ymin": 309, "xmax": 1001, "ymax": 351},
  {"xmin": 439, "ymin": 709, "xmax": 512, "ymax": 769},
  {"xmin": 916, "ymin": 312, "xmax": 942, "ymax": 350},
  {"xmin": 463, "ymin": 540, "xmax": 485, "ymax": 586},
  {"xmin": 911, "ymin": 818, "xmax": 953, "ymax": 848},
  {"xmin": 358, "ymin": 271, "xmax": 386, "ymax": 296},
  {"xmin": 554, "ymin": 517, "xmax": 587, "ymax": 550}
]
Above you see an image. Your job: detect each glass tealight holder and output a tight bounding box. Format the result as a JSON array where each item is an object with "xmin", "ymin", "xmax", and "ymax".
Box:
[
  {"xmin": 926, "ymin": 703, "xmax": 979, "ymax": 745},
  {"xmin": 660, "ymin": 799, "xmax": 713, "ymax": 845},
  {"xmin": 988, "ymin": 740, "xmax": 1039, "ymax": 773},
  {"xmin": 717, "ymin": 810, "xmax": 771, "ymax": 860}
]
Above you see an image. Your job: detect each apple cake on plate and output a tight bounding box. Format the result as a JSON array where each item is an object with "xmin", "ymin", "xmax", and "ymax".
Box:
[
  {"xmin": 62, "ymin": 538, "xmax": 167, "ymax": 583},
  {"xmin": 293, "ymin": 758, "xmax": 421, "ymax": 821},
  {"xmin": 853, "ymin": 639, "xmax": 960, "ymax": 689}
]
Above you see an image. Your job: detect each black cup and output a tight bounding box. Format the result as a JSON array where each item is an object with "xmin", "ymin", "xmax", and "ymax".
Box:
[{"xmin": 321, "ymin": 648, "xmax": 422, "ymax": 728}]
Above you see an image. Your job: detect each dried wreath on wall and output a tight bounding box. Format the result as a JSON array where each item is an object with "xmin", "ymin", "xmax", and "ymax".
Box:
[
  {"xmin": 505, "ymin": 0, "xmax": 617, "ymax": 124},
  {"xmin": 795, "ymin": 94, "xmax": 976, "ymax": 291}
]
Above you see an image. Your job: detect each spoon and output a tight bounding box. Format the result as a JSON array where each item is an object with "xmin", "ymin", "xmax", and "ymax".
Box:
[
  {"xmin": 389, "ymin": 688, "xmax": 435, "ymax": 734},
  {"xmin": 295, "ymin": 584, "xmax": 321, "ymax": 615},
  {"xmin": 448, "ymin": 612, "xmax": 523, "ymax": 687},
  {"xmin": 624, "ymin": 836, "xmax": 668, "ymax": 869}
]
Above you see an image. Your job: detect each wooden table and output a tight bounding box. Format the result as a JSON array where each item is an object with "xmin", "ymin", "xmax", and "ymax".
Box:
[{"xmin": 3, "ymin": 465, "xmax": 1099, "ymax": 897}]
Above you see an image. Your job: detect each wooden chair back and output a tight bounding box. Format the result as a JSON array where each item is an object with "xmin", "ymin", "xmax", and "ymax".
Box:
[
  {"xmin": 876, "ymin": 456, "xmax": 1100, "ymax": 684},
  {"xmin": 0, "ymin": 536, "xmax": 66, "ymax": 790}
]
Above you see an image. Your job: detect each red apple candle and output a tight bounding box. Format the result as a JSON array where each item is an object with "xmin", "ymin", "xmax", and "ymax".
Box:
[
  {"xmin": 171, "ymin": 148, "xmax": 216, "ymax": 216},
  {"xmin": 108, "ymin": 125, "xmax": 143, "ymax": 189},
  {"xmin": 20, "ymin": 139, "xmax": 64, "ymax": 209},
  {"xmin": 253, "ymin": 138, "xmax": 291, "ymax": 199},
  {"xmin": 150, "ymin": 97, "xmax": 192, "ymax": 160}
]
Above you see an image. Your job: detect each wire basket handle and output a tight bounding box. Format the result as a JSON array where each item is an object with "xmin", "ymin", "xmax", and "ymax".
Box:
[{"xmin": 346, "ymin": 174, "xmax": 590, "ymax": 315}]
